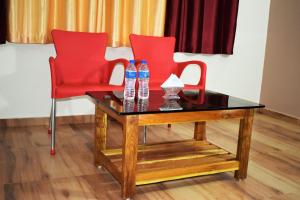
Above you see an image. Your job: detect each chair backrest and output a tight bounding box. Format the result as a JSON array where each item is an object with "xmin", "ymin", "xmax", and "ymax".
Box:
[
  {"xmin": 129, "ymin": 34, "xmax": 177, "ymax": 83},
  {"xmin": 52, "ymin": 30, "xmax": 108, "ymax": 85}
]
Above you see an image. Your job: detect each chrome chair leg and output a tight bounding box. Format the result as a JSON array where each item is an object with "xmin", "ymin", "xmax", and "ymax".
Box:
[
  {"xmin": 143, "ymin": 126, "xmax": 147, "ymax": 144},
  {"xmin": 48, "ymin": 103, "xmax": 52, "ymax": 134},
  {"xmin": 50, "ymin": 98, "xmax": 56, "ymax": 155}
]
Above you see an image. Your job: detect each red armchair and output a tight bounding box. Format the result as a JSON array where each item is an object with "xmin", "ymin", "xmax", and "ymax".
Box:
[
  {"xmin": 49, "ymin": 30, "xmax": 127, "ymax": 155},
  {"xmin": 129, "ymin": 34, "xmax": 207, "ymax": 142},
  {"xmin": 129, "ymin": 34, "xmax": 207, "ymax": 90}
]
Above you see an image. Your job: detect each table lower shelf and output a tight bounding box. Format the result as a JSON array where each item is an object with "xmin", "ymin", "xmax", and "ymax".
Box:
[{"xmin": 100, "ymin": 140, "xmax": 239, "ymax": 185}]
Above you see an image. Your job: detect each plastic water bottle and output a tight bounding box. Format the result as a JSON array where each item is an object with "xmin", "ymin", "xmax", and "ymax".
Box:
[
  {"xmin": 124, "ymin": 60, "xmax": 137, "ymax": 100},
  {"xmin": 138, "ymin": 60, "xmax": 149, "ymax": 99}
]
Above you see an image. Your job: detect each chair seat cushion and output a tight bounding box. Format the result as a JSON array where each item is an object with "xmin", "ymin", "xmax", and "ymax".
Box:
[
  {"xmin": 184, "ymin": 84, "xmax": 204, "ymax": 90},
  {"xmin": 149, "ymin": 82, "xmax": 202, "ymax": 90},
  {"xmin": 55, "ymin": 83, "xmax": 202, "ymax": 99},
  {"xmin": 54, "ymin": 83, "xmax": 124, "ymax": 98}
]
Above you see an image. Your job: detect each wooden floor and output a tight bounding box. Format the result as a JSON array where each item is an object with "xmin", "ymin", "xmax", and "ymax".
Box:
[{"xmin": 0, "ymin": 113, "xmax": 300, "ymax": 200}]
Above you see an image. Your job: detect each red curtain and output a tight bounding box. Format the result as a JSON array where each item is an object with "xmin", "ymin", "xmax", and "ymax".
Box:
[
  {"xmin": 0, "ymin": 0, "xmax": 7, "ymax": 44},
  {"xmin": 164, "ymin": 0, "xmax": 239, "ymax": 54}
]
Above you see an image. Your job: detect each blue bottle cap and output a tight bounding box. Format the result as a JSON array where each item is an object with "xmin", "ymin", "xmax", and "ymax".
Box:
[{"xmin": 141, "ymin": 60, "xmax": 147, "ymax": 64}]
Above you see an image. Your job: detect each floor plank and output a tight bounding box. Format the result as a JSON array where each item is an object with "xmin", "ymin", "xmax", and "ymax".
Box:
[{"xmin": 0, "ymin": 113, "xmax": 300, "ymax": 199}]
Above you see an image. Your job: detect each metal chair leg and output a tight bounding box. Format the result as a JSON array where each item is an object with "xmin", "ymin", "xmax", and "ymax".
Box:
[
  {"xmin": 50, "ymin": 98, "xmax": 56, "ymax": 155},
  {"xmin": 143, "ymin": 126, "xmax": 147, "ymax": 144},
  {"xmin": 48, "ymin": 103, "xmax": 52, "ymax": 134}
]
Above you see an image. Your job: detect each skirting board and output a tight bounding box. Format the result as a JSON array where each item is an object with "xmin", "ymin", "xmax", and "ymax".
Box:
[
  {"xmin": 0, "ymin": 115, "xmax": 95, "ymax": 128},
  {"xmin": 0, "ymin": 109, "xmax": 299, "ymax": 128},
  {"xmin": 258, "ymin": 108, "xmax": 300, "ymax": 125}
]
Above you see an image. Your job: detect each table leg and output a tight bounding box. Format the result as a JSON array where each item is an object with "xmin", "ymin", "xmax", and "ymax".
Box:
[
  {"xmin": 121, "ymin": 115, "xmax": 139, "ymax": 199},
  {"xmin": 194, "ymin": 122, "xmax": 206, "ymax": 140},
  {"xmin": 234, "ymin": 109, "xmax": 254, "ymax": 179},
  {"xmin": 94, "ymin": 103, "xmax": 107, "ymax": 167}
]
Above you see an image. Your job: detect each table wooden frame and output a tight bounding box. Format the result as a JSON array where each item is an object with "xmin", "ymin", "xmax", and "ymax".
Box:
[{"xmin": 94, "ymin": 103, "xmax": 254, "ymax": 199}]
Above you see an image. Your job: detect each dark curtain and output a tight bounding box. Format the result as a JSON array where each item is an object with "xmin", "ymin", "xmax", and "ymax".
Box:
[
  {"xmin": 0, "ymin": 0, "xmax": 7, "ymax": 44},
  {"xmin": 164, "ymin": 0, "xmax": 239, "ymax": 54}
]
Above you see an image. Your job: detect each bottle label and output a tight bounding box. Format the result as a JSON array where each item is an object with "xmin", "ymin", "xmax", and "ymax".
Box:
[
  {"xmin": 138, "ymin": 71, "xmax": 149, "ymax": 78},
  {"xmin": 126, "ymin": 71, "xmax": 136, "ymax": 78}
]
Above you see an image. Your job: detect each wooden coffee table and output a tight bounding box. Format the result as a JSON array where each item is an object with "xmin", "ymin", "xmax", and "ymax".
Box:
[{"xmin": 87, "ymin": 90, "xmax": 264, "ymax": 199}]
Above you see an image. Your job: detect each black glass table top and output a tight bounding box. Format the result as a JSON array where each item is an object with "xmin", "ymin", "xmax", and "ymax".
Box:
[{"xmin": 87, "ymin": 90, "xmax": 265, "ymax": 115}]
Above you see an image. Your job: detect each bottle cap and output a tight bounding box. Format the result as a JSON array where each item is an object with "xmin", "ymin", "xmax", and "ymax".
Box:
[
  {"xmin": 129, "ymin": 60, "xmax": 135, "ymax": 64},
  {"xmin": 141, "ymin": 60, "xmax": 147, "ymax": 64}
]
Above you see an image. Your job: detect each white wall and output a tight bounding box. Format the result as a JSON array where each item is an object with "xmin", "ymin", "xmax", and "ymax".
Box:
[{"xmin": 0, "ymin": 0, "xmax": 270, "ymax": 119}]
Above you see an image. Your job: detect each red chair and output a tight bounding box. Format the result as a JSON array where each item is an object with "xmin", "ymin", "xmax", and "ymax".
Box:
[
  {"xmin": 49, "ymin": 30, "xmax": 127, "ymax": 155},
  {"xmin": 130, "ymin": 34, "xmax": 207, "ymax": 142},
  {"xmin": 129, "ymin": 34, "xmax": 206, "ymax": 90}
]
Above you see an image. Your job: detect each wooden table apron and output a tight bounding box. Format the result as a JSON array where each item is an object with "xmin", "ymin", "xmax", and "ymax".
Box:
[{"xmin": 94, "ymin": 102, "xmax": 254, "ymax": 199}]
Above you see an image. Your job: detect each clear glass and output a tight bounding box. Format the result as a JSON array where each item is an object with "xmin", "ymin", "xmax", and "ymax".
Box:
[{"xmin": 162, "ymin": 87, "xmax": 183, "ymax": 99}]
